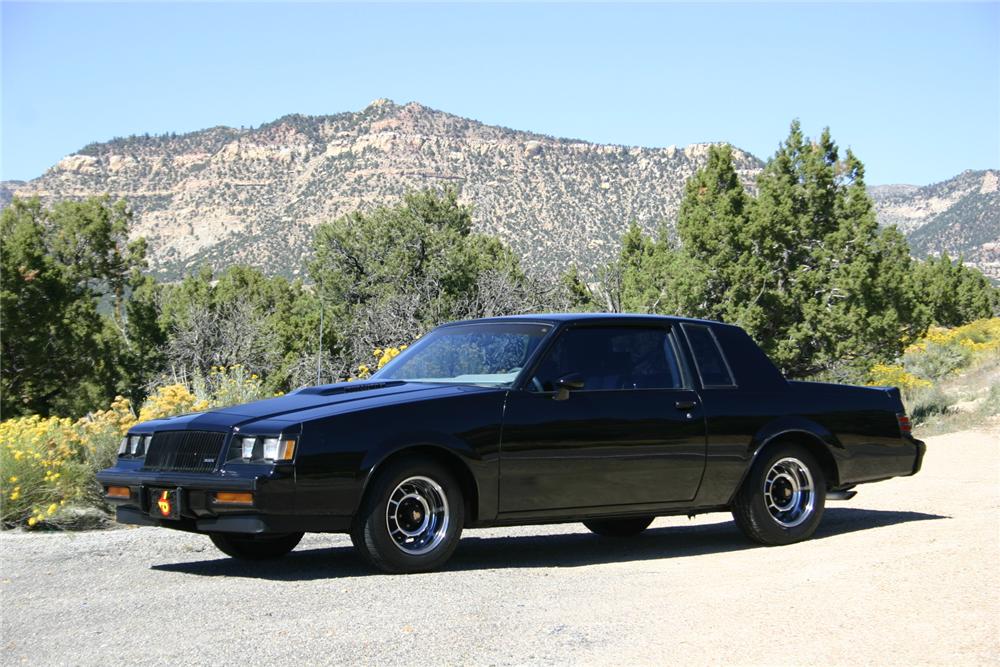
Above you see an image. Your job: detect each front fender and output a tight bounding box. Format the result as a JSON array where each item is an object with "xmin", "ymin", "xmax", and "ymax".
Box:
[{"xmin": 357, "ymin": 430, "xmax": 496, "ymax": 521}]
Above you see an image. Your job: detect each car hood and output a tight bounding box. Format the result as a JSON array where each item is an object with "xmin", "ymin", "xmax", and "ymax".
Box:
[{"xmin": 131, "ymin": 380, "xmax": 497, "ymax": 433}]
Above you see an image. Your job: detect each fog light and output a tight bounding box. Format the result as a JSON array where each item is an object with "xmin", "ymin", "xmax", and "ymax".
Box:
[
  {"xmin": 106, "ymin": 486, "xmax": 130, "ymax": 499},
  {"xmin": 214, "ymin": 492, "xmax": 253, "ymax": 505}
]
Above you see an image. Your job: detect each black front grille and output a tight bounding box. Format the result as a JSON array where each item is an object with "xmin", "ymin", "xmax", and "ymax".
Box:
[{"xmin": 142, "ymin": 431, "xmax": 227, "ymax": 473}]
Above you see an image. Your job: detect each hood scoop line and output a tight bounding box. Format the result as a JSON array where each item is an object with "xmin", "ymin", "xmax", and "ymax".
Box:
[{"xmin": 295, "ymin": 380, "xmax": 407, "ymax": 397}]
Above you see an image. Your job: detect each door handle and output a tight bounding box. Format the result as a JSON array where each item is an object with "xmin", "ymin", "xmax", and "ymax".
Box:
[{"xmin": 675, "ymin": 400, "xmax": 697, "ymax": 410}]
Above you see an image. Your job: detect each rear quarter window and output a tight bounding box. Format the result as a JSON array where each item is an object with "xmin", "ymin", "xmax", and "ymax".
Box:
[{"xmin": 681, "ymin": 324, "xmax": 736, "ymax": 387}]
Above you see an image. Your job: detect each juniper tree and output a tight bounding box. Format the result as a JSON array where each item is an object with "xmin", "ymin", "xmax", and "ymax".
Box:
[{"xmin": 615, "ymin": 123, "xmax": 968, "ymax": 379}]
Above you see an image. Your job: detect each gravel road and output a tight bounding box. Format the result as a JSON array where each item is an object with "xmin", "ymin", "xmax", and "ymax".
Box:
[{"xmin": 2, "ymin": 428, "xmax": 998, "ymax": 666}]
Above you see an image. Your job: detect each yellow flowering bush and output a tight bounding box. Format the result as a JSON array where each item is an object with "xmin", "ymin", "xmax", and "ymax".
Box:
[
  {"xmin": 904, "ymin": 318, "xmax": 1000, "ymax": 356},
  {"xmin": 355, "ymin": 344, "xmax": 408, "ymax": 379},
  {"xmin": 867, "ymin": 364, "xmax": 932, "ymax": 392},
  {"xmin": 195, "ymin": 365, "xmax": 270, "ymax": 408},
  {"xmin": 138, "ymin": 384, "xmax": 209, "ymax": 423},
  {"xmin": 870, "ymin": 318, "xmax": 1000, "ymax": 396},
  {"xmin": 1, "ymin": 416, "xmax": 86, "ymax": 527},
  {"xmin": 0, "ymin": 369, "xmax": 277, "ymax": 528}
]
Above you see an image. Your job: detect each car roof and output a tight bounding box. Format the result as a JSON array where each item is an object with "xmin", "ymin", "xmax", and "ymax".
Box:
[{"xmin": 439, "ymin": 312, "xmax": 731, "ymax": 328}]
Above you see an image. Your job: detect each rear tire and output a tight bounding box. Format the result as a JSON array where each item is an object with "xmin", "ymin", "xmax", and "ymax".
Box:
[
  {"xmin": 350, "ymin": 457, "xmax": 464, "ymax": 574},
  {"xmin": 583, "ymin": 516, "xmax": 654, "ymax": 537},
  {"xmin": 209, "ymin": 531, "xmax": 303, "ymax": 560},
  {"xmin": 732, "ymin": 443, "xmax": 826, "ymax": 546}
]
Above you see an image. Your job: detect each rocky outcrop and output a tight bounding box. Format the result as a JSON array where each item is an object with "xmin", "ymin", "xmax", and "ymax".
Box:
[{"xmin": 4, "ymin": 100, "xmax": 996, "ymax": 281}]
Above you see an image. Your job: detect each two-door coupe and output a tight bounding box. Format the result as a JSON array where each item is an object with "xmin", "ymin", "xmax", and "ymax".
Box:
[{"xmin": 98, "ymin": 314, "xmax": 925, "ymax": 573}]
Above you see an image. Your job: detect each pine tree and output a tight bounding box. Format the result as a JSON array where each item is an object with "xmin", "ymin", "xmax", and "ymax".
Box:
[
  {"xmin": 619, "ymin": 123, "xmax": 966, "ymax": 379},
  {"xmin": 1, "ymin": 197, "xmax": 152, "ymax": 416},
  {"xmin": 914, "ymin": 253, "xmax": 998, "ymax": 326}
]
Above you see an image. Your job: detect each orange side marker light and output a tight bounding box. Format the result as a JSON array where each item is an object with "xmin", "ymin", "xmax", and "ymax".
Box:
[{"xmin": 214, "ymin": 492, "xmax": 254, "ymax": 505}]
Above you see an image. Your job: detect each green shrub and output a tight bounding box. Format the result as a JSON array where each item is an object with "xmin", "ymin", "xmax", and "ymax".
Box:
[
  {"xmin": 978, "ymin": 385, "xmax": 1000, "ymax": 417},
  {"xmin": 908, "ymin": 386, "xmax": 953, "ymax": 424},
  {"xmin": 903, "ymin": 342, "xmax": 972, "ymax": 381}
]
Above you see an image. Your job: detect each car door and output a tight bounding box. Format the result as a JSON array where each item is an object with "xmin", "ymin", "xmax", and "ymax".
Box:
[{"xmin": 499, "ymin": 324, "xmax": 707, "ymax": 513}]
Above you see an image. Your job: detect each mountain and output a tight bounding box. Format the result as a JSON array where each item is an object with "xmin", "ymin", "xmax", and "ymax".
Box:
[
  {"xmin": 870, "ymin": 170, "xmax": 1000, "ymax": 280},
  {"xmin": 3, "ymin": 100, "xmax": 997, "ymax": 280}
]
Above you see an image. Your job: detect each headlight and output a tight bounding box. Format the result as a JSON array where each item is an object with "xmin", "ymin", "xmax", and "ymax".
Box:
[
  {"xmin": 240, "ymin": 436, "xmax": 257, "ymax": 460},
  {"xmin": 231, "ymin": 434, "xmax": 296, "ymax": 463},
  {"xmin": 119, "ymin": 434, "xmax": 151, "ymax": 458},
  {"xmin": 261, "ymin": 437, "xmax": 280, "ymax": 460},
  {"xmin": 128, "ymin": 435, "xmax": 144, "ymax": 456}
]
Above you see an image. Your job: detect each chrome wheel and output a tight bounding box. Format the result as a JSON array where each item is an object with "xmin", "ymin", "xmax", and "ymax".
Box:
[
  {"xmin": 385, "ymin": 476, "xmax": 450, "ymax": 555},
  {"xmin": 763, "ymin": 457, "xmax": 815, "ymax": 528}
]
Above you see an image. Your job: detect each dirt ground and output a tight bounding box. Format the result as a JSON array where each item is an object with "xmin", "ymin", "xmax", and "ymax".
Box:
[{"xmin": 2, "ymin": 427, "xmax": 998, "ymax": 666}]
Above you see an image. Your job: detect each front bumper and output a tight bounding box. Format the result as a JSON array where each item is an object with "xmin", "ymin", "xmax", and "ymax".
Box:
[{"xmin": 96, "ymin": 465, "xmax": 350, "ymax": 534}]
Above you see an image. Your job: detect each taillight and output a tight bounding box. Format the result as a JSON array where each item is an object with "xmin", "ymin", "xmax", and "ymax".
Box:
[{"xmin": 897, "ymin": 413, "xmax": 912, "ymax": 435}]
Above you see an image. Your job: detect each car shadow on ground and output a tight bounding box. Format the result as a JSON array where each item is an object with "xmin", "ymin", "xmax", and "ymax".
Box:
[{"xmin": 150, "ymin": 507, "xmax": 947, "ymax": 581}]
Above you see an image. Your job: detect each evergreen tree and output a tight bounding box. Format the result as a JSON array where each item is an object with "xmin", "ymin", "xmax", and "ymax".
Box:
[
  {"xmin": 559, "ymin": 264, "xmax": 599, "ymax": 312},
  {"xmin": 914, "ymin": 253, "xmax": 998, "ymax": 326},
  {"xmin": 158, "ymin": 265, "xmax": 322, "ymax": 390},
  {"xmin": 615, "ymin": 123, "xmax": 981, "ymax": 379},
  {"xmin": 1, "ymin": 197, "xmax": 150, "ymax": 416},
  {"xmin": 617, "ymin": 223, "xmax": 696, "ymax": 315},
  {"xmin": 673, "ymin": 144, "xmax": 758, "ymax": 324},
  {"xmin": 309, "ymin": 188, "xmax": 529, "ymax": 366}
]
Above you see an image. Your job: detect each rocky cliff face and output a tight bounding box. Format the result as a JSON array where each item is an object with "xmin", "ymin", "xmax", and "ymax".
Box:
[
  {"xmin": 870, "ymin": 170, "xmax": 1000, "ymax": 280},
  {"xmin": 1, "ymin": 100, "xmax": 762, "ymax": 278},
  {"xmin": 4, "ymin": 99, "xmax": 997, "ymax": 280}
]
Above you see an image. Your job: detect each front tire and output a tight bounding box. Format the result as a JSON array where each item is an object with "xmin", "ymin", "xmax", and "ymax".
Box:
[
  {"xmin": 351, "ymin": 458, "xmax": 464, "ymax": 574},
  {"xmin": 583, "ymin": 516, "xmax": 654, "ymax": 537},
  {"xmin": 732, "ymin": 443, "xmax": 826, "ymax": 545},
  {"xmin": 209, "ymin": 531, "xmax": 303, "ymax": 560}
]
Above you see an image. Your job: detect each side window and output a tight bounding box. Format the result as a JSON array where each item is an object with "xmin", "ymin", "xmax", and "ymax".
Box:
[
  {"xmin": 682, "ymin": 324, "xmax": 736, "ymax": 387},
  {"xmin": 529, "ymin": 327, "xmax": 684, "ymax": 391}
]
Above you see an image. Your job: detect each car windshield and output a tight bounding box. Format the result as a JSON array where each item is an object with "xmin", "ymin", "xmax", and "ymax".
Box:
[{"xmin": 373, "ymin": 322, "xmax": 552, "ymax": 386}]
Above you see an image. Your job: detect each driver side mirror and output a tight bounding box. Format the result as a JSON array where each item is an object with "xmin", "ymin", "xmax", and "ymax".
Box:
[{"xmin": 554, "ymin": 373, "xmax": 585, "ymax": 401}]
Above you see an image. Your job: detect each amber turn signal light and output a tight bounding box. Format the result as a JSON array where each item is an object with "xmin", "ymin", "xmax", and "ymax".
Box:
[
  {"xmin": 106, "ymin": 486, "xmax": 130, "ymax": 499},
  {"xmin": 279, "ymin": 438, "xmax": 296, "ymax": 461},
  {"xmin": 214, "ymin": 491, "xmax": 254, "ymax": 505}
]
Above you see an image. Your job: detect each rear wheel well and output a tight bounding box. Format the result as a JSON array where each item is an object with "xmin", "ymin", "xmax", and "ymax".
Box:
[
  {"xmin": 365, "ymin": 446, "xmax": 479, "ymax": 525},
  {"xmin": 757, "ymin": 433, "xmax": 840, "ymax": 489}
]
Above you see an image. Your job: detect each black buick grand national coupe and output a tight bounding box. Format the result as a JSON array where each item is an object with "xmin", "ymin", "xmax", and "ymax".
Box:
[{"xmin": 98, "ymin": 314, "xmax": 925, "ymax": 573}]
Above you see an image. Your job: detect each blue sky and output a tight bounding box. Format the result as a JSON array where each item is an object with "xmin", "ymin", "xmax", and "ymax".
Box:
[{"xmin": 2, "ymin": 2, "xmax": 997, "ymax": 185}]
